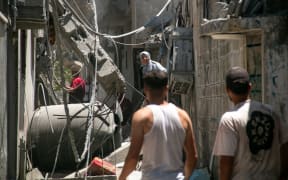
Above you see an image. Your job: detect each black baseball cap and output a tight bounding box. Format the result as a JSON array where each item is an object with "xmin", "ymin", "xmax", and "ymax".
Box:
[{"xmin": 226, "ymin": 66, "xmax": 250, "ymax": 94}]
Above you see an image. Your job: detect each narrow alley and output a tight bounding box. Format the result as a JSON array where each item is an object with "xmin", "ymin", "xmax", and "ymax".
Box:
[{"xmin": 0, "ymin": 0, "xmax": 287, "ymax": 180}]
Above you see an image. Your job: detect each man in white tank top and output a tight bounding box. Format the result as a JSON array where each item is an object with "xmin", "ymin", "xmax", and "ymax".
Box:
[{"xmin": 119, "ymin": 71, "xmax": 198, "ymax": 180}]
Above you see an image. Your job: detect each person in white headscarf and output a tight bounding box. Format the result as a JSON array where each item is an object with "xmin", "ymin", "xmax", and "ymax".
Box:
[
  {"xmin": 138, "ymin": 51, "xmax": 167, "ymax": 106},
  {"xmin": 139, "ymin": 51, "xmax": 167, "ymax": 75}
]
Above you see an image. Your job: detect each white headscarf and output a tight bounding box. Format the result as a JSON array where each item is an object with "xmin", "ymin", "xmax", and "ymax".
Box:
[
  {"xmin": 139, "ymin": 51, "xmax": 167, "ymax": 74},
  {"xmin": 139, "ymin": 51, "xmax": 151, "ymax": 60}
]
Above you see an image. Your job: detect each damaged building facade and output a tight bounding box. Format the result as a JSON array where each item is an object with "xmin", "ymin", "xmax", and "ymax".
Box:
[
  {"xmin": 1, "ymin": 0, "xmax": 288, "ymax": 179},
  {"xmin": 1, "ymin": 0, "xmax": 127, "ymax": 179}
]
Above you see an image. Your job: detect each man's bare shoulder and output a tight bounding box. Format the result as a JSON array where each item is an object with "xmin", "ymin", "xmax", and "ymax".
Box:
[
  {"xmin": 132, "ymin": 106, "xmax": 153, "ymax": 122},
  {"xmin": 173, "ymin": 106, "xmax": 192, "ymax": 130},
  {"xmin": 175, "ymin": 106, "xmax": 190, "ymax": 120}
]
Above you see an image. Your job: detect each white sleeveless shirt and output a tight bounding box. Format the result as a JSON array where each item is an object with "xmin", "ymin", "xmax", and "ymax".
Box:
[{"xmin": 141, "ymin": 103, "xmax": 186, "ymax": 180}]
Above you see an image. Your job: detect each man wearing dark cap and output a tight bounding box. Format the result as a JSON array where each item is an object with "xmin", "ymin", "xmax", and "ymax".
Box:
[
  {"xmin": 213, "ymin": 66, "xmax": 288, "ymax": 180},
  {"xmin": 119, "ymin": 71, "xmax": 198, "ymax": 180}
]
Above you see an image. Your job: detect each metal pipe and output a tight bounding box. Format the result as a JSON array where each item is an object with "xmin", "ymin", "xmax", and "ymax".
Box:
[{"xmin": 0, "ymin": 11, "xmax": 8, "ymax": 24}]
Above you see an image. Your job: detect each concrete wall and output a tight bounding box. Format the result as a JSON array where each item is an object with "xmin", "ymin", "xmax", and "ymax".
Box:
[
  {"xmin": 262, "ymin": 17, "xmax": 288, "ymax": 122},
  {"xmin": 0, "ymin": 18, "xmax": 7, "ymax": 180},
  {"xmin": 23, "ymin": 30, "xmax": 36, "ymax": 135},
  {"xmin": 194, "ymin": 36, "xmax": 247, "ymax": 166},
  {"xmin": 96, "ymin": 0, "xmax": 130, "ymax": 27},
  {"xmin": 133, "ymin": 0, "xmax": 167, "ymax": 42}
]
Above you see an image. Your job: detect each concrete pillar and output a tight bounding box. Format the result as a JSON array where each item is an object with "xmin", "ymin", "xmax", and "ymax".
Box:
[{"xmin": 0, "ymin": 14, "xmax": 8, "ymax": 180}]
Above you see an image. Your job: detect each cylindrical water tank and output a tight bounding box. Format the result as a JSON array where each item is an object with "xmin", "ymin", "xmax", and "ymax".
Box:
[{"xmin": 27, "ymin": 102, "xmax": 118, "ymax": 171}]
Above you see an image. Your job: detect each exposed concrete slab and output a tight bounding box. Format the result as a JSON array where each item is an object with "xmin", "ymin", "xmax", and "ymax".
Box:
[
  {"xmin": 26, "ymin": 168, "xmax": 44, "ymax": 180},
  {"xmin": 51, "ymin": 0, "xmax": 127, "ymax": 95},
  {"xmin": 104, "ymin": 142, "xmax": 130, "ymax": 165},
  {"xmin": 62, "ymin": 142, "xmax": 131, "ymax": 179},
  {"xmin": 102, "ymin": 142, "xmax": 143, "ymax": 179}
]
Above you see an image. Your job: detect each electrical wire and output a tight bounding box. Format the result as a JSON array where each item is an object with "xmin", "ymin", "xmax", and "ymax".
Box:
[
  {"xmin": 37, "ymin": 83, "xmax": 54, "ymax": 133},
  {"xmin": 160, "ymin": 14, "xmax": 170, "ymax": 49},
  {"xmin": 110, "ymin": 37, "xmax": 120, "ymax": 69},
  {"xmin": 54, "ymin": 0, "xmax": 168, "ymax": 104},
  {"xmin": 63, "ymin": 0, "xmax": 166, "ymax": 72},
  {"xmin": 63, "ymin": 0, "xmax": 103, "ymax": 36},
  {"xmin": 78, "ymin": 1, "xmax": 102, "ymax": 177},
  {"xmin": 104, "ymin": 27, "xmax": 145, "ymax": 39},
  {"xmin": 156, "ymin": 0, "xmax": 172, "ymax": 16},
  {"xmin": 118, "ymin": 93, "xmax": 126, "ymax": 106},
  {"xmin": 125, "ymin": 80, "xmax": 145, "ymax": 99},
  {"xmin": 109, "ymin": 36, "xmax": 146, "ymax": 102},
  {"xmin": 49, "ymin": 0, "xmax": 172, "ymax": 108},
  {"xmin": 51, "ymin": 125, "xmax": 65, "ymax": 176},
  {"xmin": 71, "ymin": 0, "xmax": 94, "ymax": 29},
  {"xmin": 81, "ymin": 106, "xmax": 93, "ymax": 180},
  {"xmin": 41, "ymin": 71, "xmax": 61, "ymax": 105},
  {"xmin": 47, "ymin": 0, "xmax": 173, "ymax": 174},
  {"xmin": 104, "ymin": 0, "xmax": 172, "ymax": 39},
  {"xmin": 63, "ymin": 0, "xmax": 172, "ymax": 39},
  {"xmin": 50, "ymin": 0, "xmax": 82, "ymax": 174},
  {"xmin": 109, "ymin": 38, "xmax": 150, "ymax": 46}
]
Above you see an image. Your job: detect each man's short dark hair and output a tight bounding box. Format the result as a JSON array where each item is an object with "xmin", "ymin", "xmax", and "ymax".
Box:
[
  {"xmin": 226, "ymin": 66, "xmax": 250, "ymax": 95},
  {"xmin": 143, "ymin": 71, "xmax": 168, "ymax": 89}
]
